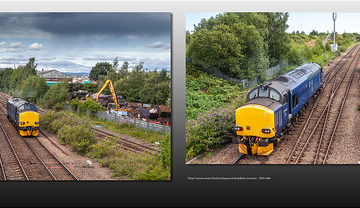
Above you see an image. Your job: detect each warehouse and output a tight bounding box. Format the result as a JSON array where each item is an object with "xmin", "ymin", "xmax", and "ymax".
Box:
[{"xmin": 37, "ymin": 69, "xmax": 72, "ymax": 85}]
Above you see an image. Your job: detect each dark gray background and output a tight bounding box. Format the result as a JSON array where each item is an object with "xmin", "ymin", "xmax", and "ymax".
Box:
[{"xmin": 0, "ymin": 0, "xmax": 360, "ymax": 207}]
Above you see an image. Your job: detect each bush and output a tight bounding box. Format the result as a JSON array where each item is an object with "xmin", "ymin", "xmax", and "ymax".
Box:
[
  {"xmin": 41, "ymin": 82, "xmax": 69, "ymax": 109},
  {"xmin": 83, "ymin": 83, "xmax": 99, "ymax": 94},
  {"xmin": 58, "ymin": 124, "xmax": 96, "ymax": 154},
  {"xmin": 40, "ymin": 110, "xmax": 95, "ymax": 154},
  {"xmin": 88, "ymin": 137, "xmax": 116, "ymax": 158},
  {"xmin": 70, "ymin": 98, "xmax": 80, "ymax": 113},
  {"xmin": 18, "ymin": 75, "xmax": 49, "ymax": 104},
  {"xmin": 77, "ymin": 99, "xmax": 105, "ymax": 116},
  {"xmin": 186, "ymin": 104, "xmax": 239, "ymax": 159},
  {"xmin": 186, "ymin": 65, "xmax": 242, "ymax": 120}
]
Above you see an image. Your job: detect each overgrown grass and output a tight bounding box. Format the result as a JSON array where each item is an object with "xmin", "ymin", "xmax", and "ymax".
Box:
[
  {"xmin": 186, "ymin": 64, "xmax": 243, "ymax": 120},
  {"xmin": 90, "ymin": 117, "xmax": 165, "ymax": 144},
  {"xmin": 40, "ymin": 110, "xmax": 171, "ymax": 180},
  {"xmin": 185, "ymin": 66, "xmax": 248, "ymax": 159},
  {"xmin": 91, "ymin": 134, "xmax": 171, "ymax": 180}
]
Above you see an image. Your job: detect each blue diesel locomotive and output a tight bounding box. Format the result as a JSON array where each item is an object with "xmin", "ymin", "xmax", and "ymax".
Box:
[
  {"xmin": 7, "ymin": 97, "xmax": 40, "ymax": 136},
  {"xmin": 234, "ymin": 63, "xmax": 323, "ymax": 155}
]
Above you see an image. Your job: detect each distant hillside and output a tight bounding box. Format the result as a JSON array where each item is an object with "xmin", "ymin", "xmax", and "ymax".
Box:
[{"xmin": 64, "ymin": 72, "xmax": 89, "ymax": 76}]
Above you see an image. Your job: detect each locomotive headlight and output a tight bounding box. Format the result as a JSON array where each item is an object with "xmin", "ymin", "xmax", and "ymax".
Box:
[
  {"xmin": 20, "ymin": 121, "xmax": 25, "ymax": 125},
  {"xmin": 262, "ymin": 129, "xmax": 271, "ymax": 134},
  {"xmin": 234, "ymin": 126, "xmax": 243, "ymax": 131}
]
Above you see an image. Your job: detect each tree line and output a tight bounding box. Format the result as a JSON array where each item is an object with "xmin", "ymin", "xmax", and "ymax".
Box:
[
  {"xmin": 0, "ymin": 57, "xmax": 171, "ymax": 109},
  {"xmin": 89, "ymin": 57, "xmax": 171, "ymax": 105},
  {"xmin": 186, "ymin": 12, "xmax": 358, "ymax": 82}
]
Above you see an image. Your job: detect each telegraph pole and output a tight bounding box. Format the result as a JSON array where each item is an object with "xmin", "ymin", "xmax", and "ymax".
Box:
[{"xmin": 333, "ymin": 12, "xmax": 337, "ymax": 53}]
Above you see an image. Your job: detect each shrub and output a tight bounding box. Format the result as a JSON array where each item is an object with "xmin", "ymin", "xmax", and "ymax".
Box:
[
  {"xmin": 186, "ymin": 65, "xmax": 242, "ymax": 120},
  {"xmin": 58, "ymin": 124, "xmax": 96, "ymax": 154},
  {"xmin": 186, "ymin": 104, "xmax": 239, "ymax": 159},
  {"xmin": 78, "ymin": 99, "xmax": 105, "ymax": 116},
  {"xmin": 70, "ymin": 98, "xmax": 80, "ymax": 113},
  {"xmin": 41, "ymin": 82, "xmax": 69, "ymax": 109},
  {"xmin": 18, "ymin": 75, "xmax": 49, "ymax": 104},
  {"xmin": 88, "ymin": 137, "xmax": 116, "ymax": 158}
]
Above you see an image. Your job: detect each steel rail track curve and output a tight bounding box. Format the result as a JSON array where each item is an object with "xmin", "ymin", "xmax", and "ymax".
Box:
[{"xmin": 286, "ymin": 43, "xmax": 360, "ymax": 164}]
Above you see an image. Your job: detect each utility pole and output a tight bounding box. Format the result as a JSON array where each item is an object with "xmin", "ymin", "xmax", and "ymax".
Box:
[{"xmin": 332, "ymin": 12, "xmax": 337, "ymax": 53}]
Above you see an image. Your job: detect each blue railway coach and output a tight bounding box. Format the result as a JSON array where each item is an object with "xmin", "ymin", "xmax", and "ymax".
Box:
[{"xmin": 234, "ymin": 63, "xmax": 323, "ymax": 155}]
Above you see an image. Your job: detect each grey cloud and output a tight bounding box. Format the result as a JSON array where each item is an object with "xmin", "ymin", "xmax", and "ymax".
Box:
[
  {"xmin": 0, "ymin": 13, "xmax": 171, "ymax": 38},
  {"xmin": 8, "ymin": 42, "xmax": 25, "ymax": 48},
  {"xmin": 29, "ymin": 42, "xmax": 43, "ymax": 51},
  {"xmin": 82, "ymin": 56, "xmax": 138, "ymax": 62},
  {"xmin": 146, "ymin": 41, "xmax": 170, "ymax": 49}
]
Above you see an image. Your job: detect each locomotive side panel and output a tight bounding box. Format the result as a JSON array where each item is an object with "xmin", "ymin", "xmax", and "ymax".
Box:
[{"xmin": 234, "ymin": 63, "xmax": 323, "ymax": 156}]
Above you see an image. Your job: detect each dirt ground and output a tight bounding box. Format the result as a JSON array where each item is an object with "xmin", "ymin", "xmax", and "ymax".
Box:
[{"xmin": 37, "ymin": 129, "xmax": 119, "ymax": 180}]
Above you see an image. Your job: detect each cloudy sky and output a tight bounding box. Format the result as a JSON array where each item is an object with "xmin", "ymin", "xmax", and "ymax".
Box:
[
  {"xmin": 187, "ymin": 12, "xmax": 360, "ymax": 34},
  {"xmin": 0, "ymin": 13, "xmax": 171, "ymax": 73}
]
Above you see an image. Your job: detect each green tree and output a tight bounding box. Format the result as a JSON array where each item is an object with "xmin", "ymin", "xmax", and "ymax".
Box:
[
  {"xmin": 18, "ymin": 75, "xmax": 49, "ymax": 103},
  {"xmin": 41, "ymin": 82, "xmax": 70, "ymax": 109},
  {"xmin": 188, "ymin": 13, "xmax": 269, "ymax": 80},
  {"xmin": 89, "ymin": 62, "xmax": 113, "ymax": 81},
  {"xmin": 9, "ymin": 57, "xmax": 38, "ymax": 90},
  {"xmin": 0, "ymin": 68, "xmax": 14, "ymax": 91}
]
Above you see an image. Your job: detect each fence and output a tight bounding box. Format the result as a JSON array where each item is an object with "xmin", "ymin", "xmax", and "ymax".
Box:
[
  {"xmin": 64, "ymin": 104, "xmax": 171, "ymax": 133},
  {"xmin": 265, "ymin": 61, "xmax": 289, "ymax": 79},
  {"xmin": 186, "ymin": 57, "xmax": 289, "ymax": 89}
]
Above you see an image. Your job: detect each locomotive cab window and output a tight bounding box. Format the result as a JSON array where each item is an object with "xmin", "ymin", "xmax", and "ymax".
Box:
[
  {"xmin": 269, "ymin": 89, "xmax": 281, "ymax": 102},
  {"xmin": 248, "ymin": 89, "xmax": 258, "ymax": 100},
  {"xmin": 18, "ymin": 104, "xmax": 37, "ymax": 112},
  {"xmin": 259, "ymin": 87, "xmax": 269, "ymax": 97}
]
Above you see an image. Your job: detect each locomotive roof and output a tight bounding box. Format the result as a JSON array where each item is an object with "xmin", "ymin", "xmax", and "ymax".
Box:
[
  {"xmin": 8, "ymin": 97, "xmax": 35, "ymax": 108},
  {"xmin": 262, "ymin": 62, "xmax": 321, "ymax": 94},
  {"xmin": 246, "ymin": 97, "xmax": 282, "ymax": 112}
]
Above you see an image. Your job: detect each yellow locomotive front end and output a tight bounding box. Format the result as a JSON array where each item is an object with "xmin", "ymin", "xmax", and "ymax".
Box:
[
  {"xmin": 234, "ymin": 104, "xmax": 276, "ymax": 155},
  {"xmin": 18, "ymin": 111, "xmax": 39, "ymax": 136}
]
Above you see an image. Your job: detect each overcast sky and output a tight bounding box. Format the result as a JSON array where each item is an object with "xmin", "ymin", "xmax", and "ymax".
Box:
[
  {"xmin": 0, "ymin": 13, "xmax": 171, "ymax": 73},
  {"xmin": 187, "ymin": 12, "xmax": 360, "ymax": 34}
]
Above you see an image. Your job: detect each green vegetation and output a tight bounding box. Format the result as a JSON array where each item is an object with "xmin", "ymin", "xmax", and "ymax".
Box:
[
  {"xmin": 186, "ymin": 64, "xmax": 245, "ymax": 120},
  {"xmin": 91, "ymin": 118, "xmax": 165, "ymax": 144},
  {"xmin": 187, "ymin": 12, "xmax": 289, "ymax": 82},
  {"xmin": 70, "ymin": 98, "xmax": 105, "ymax": 116},
  {"xmin": 186, "ymin": 68, "xmax": 248, "ymax": 158},
  {"xmin": 0, "ymin": 58, "xmax": 49, "ymax": 102},
  {"xmin": 41, "ymin": 82, "xmax": 70, "ymax": 109},
  {"xmin": 41, "ymin": 110, "xmax": 171, "ymax": 180},
  {"xmin": 89, "ymin": 62, "xmax": 113, "ymax": 81},
  {"xmin": 95, "ymin": 61, "xmax": 171, "ymax": 105},
  {"xmin": 185, "ymin": 12, "xmax": 358, "ymax": 159},
  {"xmin": 40, "ymin": 110, "xmax": 96, "ymax": 154}
]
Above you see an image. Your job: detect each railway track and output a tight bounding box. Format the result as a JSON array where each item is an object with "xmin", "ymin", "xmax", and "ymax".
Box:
[
  {"xmin": 0, "ymin": 96, "xmax": 78, "ymax": 180},
  {"xmin": 23, "ymin": 137, "xmax": 78, "ymax": 180},
  {"xmin": 93, "ymin": 127, "xmax": 160, "ymax": 154},
  {"xmin": 0, "ymin": 92, "xmax": 158, "ymax": 155},
  {"xmin": 232, "ymin": 154, "xmax": 244, "ymax": 165},
  {"xmin": 285, "ymin": 43, "xmax": 360, "ymax": 164},
  {"xmin": 0, "ymin": 118, "xmax": 28, "ymax": 180}
]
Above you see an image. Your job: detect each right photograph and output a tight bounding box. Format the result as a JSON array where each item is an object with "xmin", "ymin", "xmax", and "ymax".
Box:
[{"xmin": 185, "ymin": 12, "xmax": 360, "ymax": 165}]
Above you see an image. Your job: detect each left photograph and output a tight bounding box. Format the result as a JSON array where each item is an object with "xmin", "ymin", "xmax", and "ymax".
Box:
[{"xmin": 0, "ymin": 12, "xmax": 171, "ymax": 181}]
